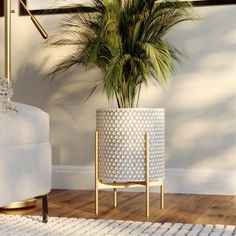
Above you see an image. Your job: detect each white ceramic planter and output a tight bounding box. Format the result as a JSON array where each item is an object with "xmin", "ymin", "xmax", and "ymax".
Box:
[{"xmin": 96, "ymin": 108, "xmax": 165, "ymax": 183}]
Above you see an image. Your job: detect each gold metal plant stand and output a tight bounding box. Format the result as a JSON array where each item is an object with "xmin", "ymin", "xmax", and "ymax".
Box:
[{"xmin": 95, "ymin": 131, "xmax": 164, "ymax": 217}]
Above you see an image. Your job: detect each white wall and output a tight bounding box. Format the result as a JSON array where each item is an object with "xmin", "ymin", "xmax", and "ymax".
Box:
[{"xmin": 0, "ymin": 1, "xmax": 235, "ymax": 194}]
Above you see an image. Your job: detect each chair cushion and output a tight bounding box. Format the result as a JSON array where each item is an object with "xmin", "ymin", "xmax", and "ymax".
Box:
[
  {"xmin": 0, "ymin": 103, "xmax": 49, "ymax": 145},
  {"xmin": 0, "ymin": 143, "xmax": 51, "ymax": 207}
]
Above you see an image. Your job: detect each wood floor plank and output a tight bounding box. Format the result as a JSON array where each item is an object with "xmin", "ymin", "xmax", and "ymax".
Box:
[{"xmin": 0, "ymin": 190, "xmax": 235, "ymax": 226}]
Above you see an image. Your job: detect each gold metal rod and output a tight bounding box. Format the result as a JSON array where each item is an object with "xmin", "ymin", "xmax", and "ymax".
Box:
[
  {"xmin": 113, "ymin": 188, "xmax": 117, "ymax": 208},
  {"xmin": 4, "ymin": 0, "xmax": 11, "ymax": 82},
  {"xmin": 19, "ymin": 0, "xmax": 48, "ymax": 39},
  {"xmin": 146, "ymin": 131, "xmax": 150, "ymax": 217},
  {"xmin": 95, "ymin": 131, "xmax": 99, "ymax": 214},
  {"xmin": 160, "ymin": 182, "xmax": 164, "ymax": 210},
  {"xmin": 97, "ymin": 180, "xmax": 162, "ymax": 189}
]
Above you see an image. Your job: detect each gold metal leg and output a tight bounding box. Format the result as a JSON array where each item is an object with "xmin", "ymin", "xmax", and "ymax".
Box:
[
  {"xmin": 113, "ymin": 188, "xmax": 117, "ymax": 207},
  {"xmin": 95, "ymin": 188, "xmax": 98, "ymax": 214},
  {"xmin": 160, "ymin": 182, "xmax": 164, "ymax": 210},
  {"xmin": 95, "ymin": 131, "xmax": 99, "ymax": 214},
  {"xmin": 146, "ymin": 132, "xmax": 150, "ymax": 217}
]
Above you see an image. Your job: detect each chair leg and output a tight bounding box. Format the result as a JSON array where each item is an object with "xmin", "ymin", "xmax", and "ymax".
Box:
[{"xmin": 42, "ymin": 195, "xmax": 48, "ymax": 223}]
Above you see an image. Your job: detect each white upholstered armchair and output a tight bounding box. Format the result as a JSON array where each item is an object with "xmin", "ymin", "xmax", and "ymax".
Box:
[{"xmin": 0, "ymin": 103, "xmax": 52, "ymax": 223}]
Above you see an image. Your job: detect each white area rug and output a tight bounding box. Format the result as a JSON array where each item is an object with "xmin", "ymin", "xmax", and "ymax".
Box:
[{"xmin": 0, "ymin": 214, "xmax": 235, "ymax": 236}]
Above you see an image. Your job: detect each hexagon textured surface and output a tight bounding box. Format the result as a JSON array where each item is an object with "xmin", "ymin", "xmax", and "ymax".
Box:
[
  {"xmin": 96, "ymin": 108, "xmax": 165, "ymax": 183},
  {"xmin": 0, "ymin": 76, "xmax": 17, "ymax": 113}
]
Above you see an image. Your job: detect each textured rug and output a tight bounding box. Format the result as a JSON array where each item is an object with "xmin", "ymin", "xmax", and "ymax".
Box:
[{"xmin": 0, "ymin": 214, "xmax": 235, "ymax": 236}]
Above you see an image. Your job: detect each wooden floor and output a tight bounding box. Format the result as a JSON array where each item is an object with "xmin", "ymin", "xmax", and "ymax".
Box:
[{"xmin": 1, "ymin": 190, "xmax": 236, "ymax": 225}]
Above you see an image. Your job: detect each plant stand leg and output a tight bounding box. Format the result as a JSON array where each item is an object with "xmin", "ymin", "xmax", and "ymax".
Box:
[
  {"xmin": 113, "ymin": 188, "xmax": 117, "ymax": 207},
  {"xmin": 95, "ymin": 131, "xmax": 99, "ymax": 214},
  {"xmin": 146, "ymin": 132, "xmax": 150, "ymax": 217},
  {"xmin": 160, "ymin": 182, "xmax": 164, "ymax": 210},
  {"xmin": 146, "ymin": 183, "xmax": 150, "ymax": 217},
  {"xmin": 95, "ymin": 185, "xmax": 98, "ymax": 214},
  {"xmin": 42, "ymin": 195, "xmax": 48, "ymax": 223}
]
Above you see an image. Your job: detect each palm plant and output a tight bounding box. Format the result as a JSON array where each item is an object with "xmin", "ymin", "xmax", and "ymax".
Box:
[{"xmin": 47, "ymin": 0, "xmax": 194, "ymax": 108}]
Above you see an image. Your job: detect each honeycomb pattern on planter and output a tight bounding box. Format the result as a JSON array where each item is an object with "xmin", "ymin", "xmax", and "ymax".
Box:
[
  {"xmin": 0, "ymin": 76, "xmax": 17, "ymax": 114},
  {"xmin": 96, "ymin": 108, "xmax": 165, "ymax": 183}
]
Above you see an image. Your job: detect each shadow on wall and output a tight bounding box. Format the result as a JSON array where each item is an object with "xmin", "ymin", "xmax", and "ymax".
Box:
[
  {"xmin": 13, "ymin": 57, "xmax": 109, "ymax": 166},
  {"xmin": 11, "ymin": 5, "xmax": 236, "ymax": 172},
  {"xmin": 138, "ymin": 6, "xmax": 236, "ymax": 170}
]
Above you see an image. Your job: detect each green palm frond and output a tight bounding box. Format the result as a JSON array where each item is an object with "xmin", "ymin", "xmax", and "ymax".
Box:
[{"xmin": 46, "ymin": 0, "xmax": 196, "ymax": 107}]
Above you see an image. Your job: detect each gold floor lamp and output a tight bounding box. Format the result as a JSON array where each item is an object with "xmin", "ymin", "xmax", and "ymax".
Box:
[{"xmin": 3, "ymin": 0, "xmax": 48, "ymax": 209}]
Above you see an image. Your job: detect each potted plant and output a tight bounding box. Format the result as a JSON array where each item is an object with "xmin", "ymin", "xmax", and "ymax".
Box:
[{"xmin": 46, "ymin": 0, "xmax": 194, "ymax": 183}]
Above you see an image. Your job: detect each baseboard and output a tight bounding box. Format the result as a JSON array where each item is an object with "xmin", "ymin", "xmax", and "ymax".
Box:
[{"xmin": 52, "ymin": 165, "xmax": 236, "ymax": 195}]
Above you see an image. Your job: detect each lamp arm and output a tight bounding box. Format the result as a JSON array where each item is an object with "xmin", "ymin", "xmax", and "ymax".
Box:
[{"xmin": 19, "ymin": 0, "xmax": 48, "ymax": 39}]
